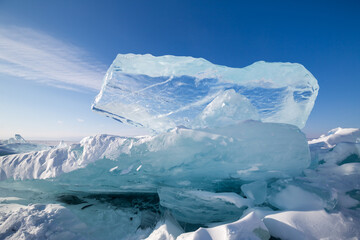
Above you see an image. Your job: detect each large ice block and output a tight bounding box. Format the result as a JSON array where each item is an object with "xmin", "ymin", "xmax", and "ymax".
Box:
[
  {"xmin": 92, "ymin": 54, "xmax": 319, "ymax": 132},
  {"xmin": 51, "ymin": 121, "xmax": 310, "ymax": 193},
  {"xmin": 0, "ymin": 122, "xmax": 310, "ymax": 189}
]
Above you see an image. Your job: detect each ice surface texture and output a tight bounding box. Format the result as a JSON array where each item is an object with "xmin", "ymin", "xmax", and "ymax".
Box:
[{"xmin": 92, "ymin": 54, "xmax": 319, "ymax": 132}]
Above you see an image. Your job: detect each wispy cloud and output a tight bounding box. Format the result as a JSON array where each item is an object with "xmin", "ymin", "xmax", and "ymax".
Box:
[
  {"xmin": 0, "ymin": 26, "xmax": 106, "ymax": 91},
  {"xmin": 77, "ymin": 118, "xmax": 85, "ymax": 123}
]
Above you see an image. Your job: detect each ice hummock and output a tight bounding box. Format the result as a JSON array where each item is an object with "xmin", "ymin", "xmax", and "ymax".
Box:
[
  {"xmin": 0, "ymin": 134, "xmax": 50, "ymax": 156},
  {"xmin": 92, "ymin": 54, "xmax": 319, "ymax": 132},
  {"xmin": 0, "ymin": 126, "xmax": 359, "ymax": 239},
  {"xmin": 0, "ymin": 122, "xmax": 310, "ymax": 190},
  {"xmin": 2, "ymin": 134, "xmax": 27, "ymax": 144},
  {"xmin": 0, "ymin": 134, "xmax": 137, "ymax": 180}
]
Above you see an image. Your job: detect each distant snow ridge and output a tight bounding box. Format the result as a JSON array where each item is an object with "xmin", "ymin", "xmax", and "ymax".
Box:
[
  {"xmin": 0, "ymin": 134, "xmax": 50, "ymax": 157},
  {"xmin": 92, "ymin": 54, "xmax": 319, "ymax": 131},
  {"xmin": 309, "ymin": 127, "xmax": 360, "ymax": 148},
  {"xmin": 0, "ymin": 134, "xmax": 137, "ymax": 180},
  {"xmin": 308, "ymin": 127, "xmax": 360, "ymax": 166}
]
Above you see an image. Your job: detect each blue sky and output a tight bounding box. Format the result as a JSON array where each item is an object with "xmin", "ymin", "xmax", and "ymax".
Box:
[{"xmin": 0, "ymin": 0, "xmax": 359, "ymax": 140}]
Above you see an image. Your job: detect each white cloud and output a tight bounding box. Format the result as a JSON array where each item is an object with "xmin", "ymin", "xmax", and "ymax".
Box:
[
  {"xmin": 0, "ymin": 26, "xmax": 106, "ymax": 91},
  {"xmin": 77, "ymin": 118, "xmax": 85, "ymax": 123},
  {"xmin": 57, "ymin": 120, "xmax": 63, "ymax": 124}
]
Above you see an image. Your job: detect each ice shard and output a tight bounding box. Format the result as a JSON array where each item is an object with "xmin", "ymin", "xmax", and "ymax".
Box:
[{"xmin": 92, "ymin": 54, "xmax": 319, "ymax": 132}]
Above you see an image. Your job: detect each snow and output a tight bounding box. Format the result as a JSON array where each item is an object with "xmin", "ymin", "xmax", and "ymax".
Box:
[
  {"xmin": 177, "ymin": 212, "xmax": 270, "ymax": 240},
  {"xmin": 263, "ymin": 210, "xmax": 360, "ymax": 240},
  {"xmin": 0, "ymin": 204, "xmax": 87, "ymax": 240},
  {"xmin": 92, "ymin": 54, "xmax": 318, "ymax": 131},
  {"xmin": 269, "ymin": 185, "xmax": 326, "ymax": 210},
  {"xmin": 0, "ymin": 134, "xmax": 138, "ymax": 180},
  {"xmin": 309, "ymin": 128, "xmax": 360, "ymax": 167},
  {"xmin": 309, "ymin": 127, "xmax": 360, "ymax": 148},
  {"xmin": 303, "ymin": 128, "xmax": 360, "ymax": 212},
  {"xmin": 145, "ymin": 212, "xmax": 184, "ymax": 240}
]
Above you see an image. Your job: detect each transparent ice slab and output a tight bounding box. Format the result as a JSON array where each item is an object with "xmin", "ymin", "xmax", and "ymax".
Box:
[{"xmin": 92, "ymin": 54, "xmax": 319, "ymax": 132}]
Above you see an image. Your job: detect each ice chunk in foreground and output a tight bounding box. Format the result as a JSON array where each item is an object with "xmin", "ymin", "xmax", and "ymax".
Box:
[
  {"xmin": 92, "ymin": 54, "xmax": 318, "ymax": 131},
  {"xmin": 269, "ymin": 185, "xmax": 326, "ymax": 211},
  {"xmin": 241, "ymin": 181, "xmax": 268, "ymax": 205}
]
